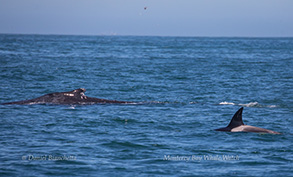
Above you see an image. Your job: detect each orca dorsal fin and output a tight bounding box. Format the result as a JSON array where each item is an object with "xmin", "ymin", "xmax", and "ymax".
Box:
[{"xmin": 227, "ymin": 107, "xmax": 244, "ymax": 129}]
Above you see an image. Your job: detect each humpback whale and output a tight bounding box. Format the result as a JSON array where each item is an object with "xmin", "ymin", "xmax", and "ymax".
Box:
[
  {"xmin": 2, "ymin": 88, "xmax": 133, "ymax": 105},
  {"xmin": 215, "ymin": 107, "xmax": 281, "ymax": 134}
]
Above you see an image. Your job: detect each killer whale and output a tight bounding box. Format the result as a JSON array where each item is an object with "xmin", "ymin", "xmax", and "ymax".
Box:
[
  {"xmin": 2, "ymin": 88, "xmax": 133, "ymax": 105},
  {"xmin": 215, "ymin": 107, "xmax": 281, "ymax": 134}
]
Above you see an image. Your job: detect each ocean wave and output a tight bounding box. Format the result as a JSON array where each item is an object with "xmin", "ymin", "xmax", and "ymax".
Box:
[
  {"xmin": 219, "ymin": 101, "xmax": 277, "ymax": 108},
  {"xmin": 239, "ymin": 102, "xmax": 259, "ymax": 107},
  {"xmin": 219, "ymin": 102, "xmax": 235, "ymax": 105}
]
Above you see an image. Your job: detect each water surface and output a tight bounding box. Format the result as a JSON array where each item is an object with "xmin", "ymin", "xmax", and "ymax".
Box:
[{"xmin": 0, "ymin": 34, "xmax": 292, "ymax": 176}]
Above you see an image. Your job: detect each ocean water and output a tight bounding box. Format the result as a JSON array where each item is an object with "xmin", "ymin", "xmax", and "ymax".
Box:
[{"xmin": 0, "ymin": 34, "xmax": 292, "ymax": 176}]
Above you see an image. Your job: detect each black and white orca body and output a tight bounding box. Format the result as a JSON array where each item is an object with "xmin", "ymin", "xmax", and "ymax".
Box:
[{"xmin": 215, "ymin": 107, "xmax": 281, "ymax": 134}]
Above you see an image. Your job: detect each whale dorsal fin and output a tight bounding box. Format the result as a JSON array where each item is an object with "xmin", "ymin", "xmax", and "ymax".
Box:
[
  {"xmin": 63, "ymin": 88, "xmax": 86, "ymax": 98},
  {"xmin": 72, "ymin": 88, "xmax": 86, "ymax": 94},
  {"xmin": 227, "ymin": 107, "xmax": 244, "ymax": 129}
]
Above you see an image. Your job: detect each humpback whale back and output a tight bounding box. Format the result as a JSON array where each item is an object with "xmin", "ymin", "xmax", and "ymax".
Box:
[
  {"xmin": 62, "ymin": 88, "xmax": 87, "ymax": 99},
  {"xmin": 2, "ymin": 88, "xmax": 132, "ymax": 105}
]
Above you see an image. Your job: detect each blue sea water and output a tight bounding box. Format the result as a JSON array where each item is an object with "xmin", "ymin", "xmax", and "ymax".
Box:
[{"xmin": 0, "ymin": 34, "xmax": 292, "ymax": 176}]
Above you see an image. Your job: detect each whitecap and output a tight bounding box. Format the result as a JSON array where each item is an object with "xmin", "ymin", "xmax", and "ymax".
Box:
[
  {"xmin": 219, "ymin": 102, "xmax": 235, "ymax": 105},
  {"xmin": 220, "ymin": 101, "xmax": 278, "ymax": 108},
  {"xmin": 239, "ymin": 102, "xmax": 259, "ymax": 107},
  {"xmin": 268, "ymin": 105, "xmax": 277, "ymax": 108}
]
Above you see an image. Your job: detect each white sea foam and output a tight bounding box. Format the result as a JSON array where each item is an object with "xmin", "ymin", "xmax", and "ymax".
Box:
[
  {"xmin": 239, "ymin": 102, "xmax": 259, "ymax": 107},
  {"xmin": 219, "ymin": 101, "xmax": 277, "ymax": 108},
  {"xmin": 219, "ymin": 102, "xmax": 235, "ymax": 105},
  {"xmin": 268, "ymin": 105, "xmax": 278, "ymax": 108},
  {"xmin": 125, "ymin": 102, "xmax": 140, "ymax": 105}
]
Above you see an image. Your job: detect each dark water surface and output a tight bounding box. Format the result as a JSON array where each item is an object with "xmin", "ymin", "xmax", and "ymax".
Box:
[{"xmin": 0, "ymin": 34, "xmax": 292, "ymax": 176}]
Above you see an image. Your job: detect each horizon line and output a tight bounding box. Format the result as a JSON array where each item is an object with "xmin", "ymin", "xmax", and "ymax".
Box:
[{"xmin": 0, "ymin": 32, "xmax": 293, "ymax": 38}]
